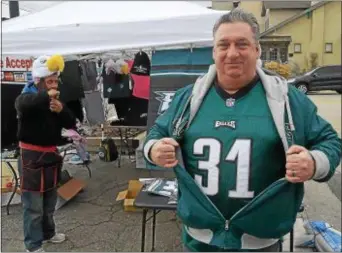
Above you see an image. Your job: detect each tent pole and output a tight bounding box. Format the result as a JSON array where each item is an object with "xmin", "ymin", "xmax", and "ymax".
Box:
[{"xmin": 9, "ymin": 1, "xmax": 20, "ymax": 18}]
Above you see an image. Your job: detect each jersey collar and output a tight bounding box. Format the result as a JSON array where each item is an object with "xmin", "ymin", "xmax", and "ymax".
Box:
[{"xmin": 214, "ymin": 74, "xmax": 260, "ymax": 101}]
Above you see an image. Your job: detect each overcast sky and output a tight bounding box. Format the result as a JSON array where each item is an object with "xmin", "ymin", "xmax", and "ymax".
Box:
[{"xmin": 1, "ymin": 1, "xmax": 211, "ymax": 18}]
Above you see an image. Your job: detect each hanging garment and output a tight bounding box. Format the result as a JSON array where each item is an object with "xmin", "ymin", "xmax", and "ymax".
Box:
[
  {"xmin": 80, "ymin": 60, "xmax": 98, "ymax": 92},
  {"xmin": 102, "ymin": 66, "xmax": 132, "ymax": 99},
  {"xmin": 108, "ymin": 96, "xmax": 148, "ymax": 126},
  {"xmin": 59, "ymin": 60, "xmax": 85, "ymax": 103},
  {"xmin": 131, "ymin": 74, "xmax": 150, "ymax": 100},
  {"xmin": 83, "ymin": 90, "xmax": 105, "ymax": 125},
  {"xmin": 64, "ymin": 99, "xmax": 84, "ymax": 123},
  {"xmin": 129, "ymin": 52, "xmax": 151, "ymax": 100},
  {"xmin": 108, "ymin": 97, "xmax": 130, "ymax": 120},
  {"xmin": 125, "ymin": 96, "xmax": 148, "ymax": 126}
]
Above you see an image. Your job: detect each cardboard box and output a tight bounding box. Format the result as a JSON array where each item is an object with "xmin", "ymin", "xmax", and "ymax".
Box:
[
  {"xmin": 1, "ymin": 159, "xmax": 85, "ymax": 210},
  {"xmin": 116, "ymin": 180, "xmax": 143, "ymax": 212},
  {"xmin": 56, "ymin": 178, "xmax": 86, "ymax": 210}
]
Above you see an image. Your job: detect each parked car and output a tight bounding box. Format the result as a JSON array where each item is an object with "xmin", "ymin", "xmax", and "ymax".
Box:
[{"xmin": 287, "ymin": 65, "xmax": 342, "ymax": 94}]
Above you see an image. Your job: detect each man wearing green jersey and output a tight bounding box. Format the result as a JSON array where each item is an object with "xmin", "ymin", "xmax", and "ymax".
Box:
[{"xmin": 143, "ymin": 9, "xmax": 341, "ymax": 252}]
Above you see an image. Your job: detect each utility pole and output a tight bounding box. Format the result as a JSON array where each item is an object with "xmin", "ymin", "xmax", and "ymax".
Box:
[{"xmin": 9, "ymin": 1, "xmax": 20, "ymax": 18}]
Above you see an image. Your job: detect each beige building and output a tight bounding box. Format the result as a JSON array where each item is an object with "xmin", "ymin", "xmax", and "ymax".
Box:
[{"xmin": 211, "ymin": 1, "xmax": 341, "ymax": 73}]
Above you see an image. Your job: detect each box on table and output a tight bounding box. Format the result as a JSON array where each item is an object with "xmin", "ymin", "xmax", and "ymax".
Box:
[
  {"xmin": 1, "ymin": 159, "xmax": 19, "ymax": 192},
  {"xmin": 116, "ymin": 180, "xmax": 143, "ymax": 212}
]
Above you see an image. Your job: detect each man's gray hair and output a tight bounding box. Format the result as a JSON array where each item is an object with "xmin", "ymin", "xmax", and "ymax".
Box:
[{"xmin": 213, "ymin": 8, "xmax": 260, "ymax": 42}]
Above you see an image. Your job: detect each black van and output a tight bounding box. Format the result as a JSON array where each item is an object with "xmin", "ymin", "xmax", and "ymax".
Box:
[{"xmin": 287, "ymin": 65, "xmax": 342, "ymax": 94}]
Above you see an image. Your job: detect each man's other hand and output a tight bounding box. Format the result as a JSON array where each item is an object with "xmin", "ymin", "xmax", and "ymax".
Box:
[
  {"xmin": 150, "ymin": 138, "xmax": 179, "ymax": 168},
  {"xmin": 50, "ymin": 99, "xmax": 63, "ymax": 113},
  {"xmin": 285, "ymin": 145, "xmax": 315, "ymax": 183}
]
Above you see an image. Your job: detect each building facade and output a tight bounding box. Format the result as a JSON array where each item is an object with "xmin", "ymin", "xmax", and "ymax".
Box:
[{"xmin": 212, "ymin": 1, "xmax": 341, "ymax": 74}]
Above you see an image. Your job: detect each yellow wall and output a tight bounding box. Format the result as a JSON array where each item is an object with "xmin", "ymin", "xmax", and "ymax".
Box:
[
  {"xmin": 239, "ymin": 1, "xmax": 265, "ymax": 32},
  {"xmin": 320, "ymin": 2, "xmax": 341, "ymax": 66},
  {"xmin": 267, "ymin": 13, "xmax": 312, "ymax": 71},
  {"xmin": 268, "ymin": 9, "xmax": 303, "ymax": 28},
  {"xmin": 212, "ymin": 1, "xmax": 234, "ymax": 11},
  {"xmin": 266, "ymin": 2, "xmax": 341, "ymax": 72}
]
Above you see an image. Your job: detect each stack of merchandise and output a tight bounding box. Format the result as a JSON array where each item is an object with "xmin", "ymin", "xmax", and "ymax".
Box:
[{"xmin": 142, "ymin": 178, "xmax": 178, "ymax": 204}]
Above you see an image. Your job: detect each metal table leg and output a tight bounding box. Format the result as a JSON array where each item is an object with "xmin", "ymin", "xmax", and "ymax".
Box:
[
  {"xmin": 6, "ymin": 161, "xmax": 19, "ymax": 215},
  {"xmin": 124, "ymin": 128, "xmax": 133, "ymax": 160},
  {"xmin": 289, "ymin": 228, "xmax": 294, "ymax": 252},
  {"xmin": 151, "ymin": 209, "xmax": 157, "ymax": 252},
  {"xmin": 141, "ymin": 209, "xmax": 148, "ymax": 252},
  {"xmin": 118, "ymin": 128, "xmax": 125, "ymax": 168},
  {"xmin": 84, "ymin": 164, "xmax": 92, "ymax": 178}
]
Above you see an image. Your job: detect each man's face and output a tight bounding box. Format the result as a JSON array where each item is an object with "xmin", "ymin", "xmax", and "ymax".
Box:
[
  {"xmin": 44, "ymin": 75, "xmax": 59, "ymax": 90},
  {"xmin": 213, "ymin": 22, "xmax": 259, "ymax": 80}
]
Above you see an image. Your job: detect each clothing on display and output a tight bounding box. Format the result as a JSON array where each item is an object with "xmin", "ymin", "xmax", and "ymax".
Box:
[
  {"xmin": 130, "ymin": 51, "xmax": 151, "ymax": 100},
  {"xmin": 65, "ymin": 99, "xmax": 84, "ymax": 123},
  {"xmin": 101, "ymin": 66, "xmax": 131, "ymax": 99},
  {"xmin": 83, "ymin": 90, "xmax": 105, "ymax": 125},
  {"xmin": 108, "ymin": 97, "xmax": 130, "ymax": 120},
  {"xmin": 59, "ymin": 60, "xmax": 85, "ymax": 103},
  {"xmin": 131, "ymin": 74, "xmax": 150, "ymax": 100},
  {"xmin": 108, "ymin": 96, "xmax": 148, "ymax": 126},
  {"xmin": 80, "ymin": 60, "xmax": 98, "ymax": 92},
  {"xmin": 131, "ymin": 51, "xmax": 151, "ymax": 76},
  {"xmin": 125, "ymin": 96, "xmax": 148, "ymax": 126}
]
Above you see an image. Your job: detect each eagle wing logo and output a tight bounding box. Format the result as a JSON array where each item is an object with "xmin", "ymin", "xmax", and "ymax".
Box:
[{"xmin": 155, "ymin": 91, "xmax": 176, "ymax": 115}]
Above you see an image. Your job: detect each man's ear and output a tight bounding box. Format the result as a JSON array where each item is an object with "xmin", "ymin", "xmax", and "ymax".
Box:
[
  {"xmin": 212, "ymin": 46, "xmax": 216, "ymax": 61},
  {"xmin": 256, "ymin": 43, "xmax": 261, "ymax": 59}
]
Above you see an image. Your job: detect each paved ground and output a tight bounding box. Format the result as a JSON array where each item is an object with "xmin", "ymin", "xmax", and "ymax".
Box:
[
  {"xmin": 307, "ymin": 91, "xmax": 341, "ymax": 203},
  {"xmin": 2, "ymin": 158, "xmax": 182, "ymax": 252},
  {"xmin": 1, "ymin": 91, "xmax": 341, "ymax": 252}
]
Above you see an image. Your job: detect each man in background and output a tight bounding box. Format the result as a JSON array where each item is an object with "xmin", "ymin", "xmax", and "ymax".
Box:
[{"xmin": 15, "ymin": 55, "xmax": 76, "ymax": 252}]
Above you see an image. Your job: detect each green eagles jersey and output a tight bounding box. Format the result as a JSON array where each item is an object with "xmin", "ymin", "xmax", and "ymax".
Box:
[
  {"xmin": 178, "ymin": 80, "xmax": 303, "ymax": 251},
  {"xmin": 181, "ymin": 81, "xmax": 286, "ymax": 220},
  {"xmin": 144, "ymin": 66, "xmax": 341, "ymax": 252}
]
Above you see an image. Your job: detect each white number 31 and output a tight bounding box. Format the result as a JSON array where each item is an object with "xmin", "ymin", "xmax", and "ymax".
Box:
[{"xmin": 193, "ymin": 138, "xmax": 254, "ymax": 199}]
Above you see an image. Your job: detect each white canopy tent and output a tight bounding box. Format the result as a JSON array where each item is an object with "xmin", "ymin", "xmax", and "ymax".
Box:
[{"xmin": 2, "ymin": 1, "xmax": 227, "ymax": 57}]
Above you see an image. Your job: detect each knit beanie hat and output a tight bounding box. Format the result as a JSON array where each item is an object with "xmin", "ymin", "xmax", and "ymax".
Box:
[{"xmin": 131, "ymin": 51, "xmax": 151, "ymax": 76}]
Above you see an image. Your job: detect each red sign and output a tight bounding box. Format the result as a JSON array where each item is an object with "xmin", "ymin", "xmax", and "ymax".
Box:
[{"xmin": 1, "ymin": 56, "xmax": 33, "ymax": 71}]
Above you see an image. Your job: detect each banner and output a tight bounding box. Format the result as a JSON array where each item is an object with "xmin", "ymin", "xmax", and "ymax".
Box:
[
  {"xmin": 1, "ymin": 55, "xmax": 33, "ymax": 85},
  {"xmin": 146, "ymin": 47, "xmax": 214, "ymax": 130}
]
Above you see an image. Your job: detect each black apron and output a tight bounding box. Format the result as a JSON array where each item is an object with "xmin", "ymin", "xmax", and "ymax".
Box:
[{"xmin": 20, "ymin": 149, "xmax": 62, "ymax": 192}]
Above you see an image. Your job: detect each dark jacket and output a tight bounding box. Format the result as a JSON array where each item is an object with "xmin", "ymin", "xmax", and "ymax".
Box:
[{"xmin": 15, "ymin": 88, "xmax": 76, "ymax": 147}]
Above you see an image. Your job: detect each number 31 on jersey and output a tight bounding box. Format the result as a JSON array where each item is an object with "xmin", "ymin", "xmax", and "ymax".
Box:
[{"xmin": 193, "ymin": 138, "xmax": 254, "ymax": 199}]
